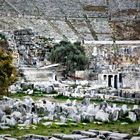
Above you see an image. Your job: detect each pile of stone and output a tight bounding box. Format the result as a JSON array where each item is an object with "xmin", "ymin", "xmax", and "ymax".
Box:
[
  {"xmin": 58, "ymin": 83, "xmax": 140, "ymax": 104},
  {"xmin": 0, "ymin": 96, "xmax": 140, "ymax": 129},
  {"xmin": 8, "ymin": 81, "xmax": 55, "ymax": 94}
]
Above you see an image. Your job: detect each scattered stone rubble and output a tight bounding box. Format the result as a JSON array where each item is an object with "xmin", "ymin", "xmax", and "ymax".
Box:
[
  {"xmin": 9, "ymin": 81, "xmax": 55, "ymax": 94},
  {"xmin": 0, "ymin": 96, "xmax": 140, "ymax": 129},
  {"xmin": 9, "ymin": 79, "xmax": 140, "ymax": 105}
]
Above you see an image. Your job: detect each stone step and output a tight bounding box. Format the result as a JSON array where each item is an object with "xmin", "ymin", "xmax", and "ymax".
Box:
[
  {"xmin": 88, "ymin": 130, "xmax": 99, "ymax": 135},
  {"xmin": 23, "ymin": 134, "xmax": 48, "ymax": 140},
  {"xmin": 131, "ymin": 137, "xmax": 140, "ymax": 140},
  {"xmin": 108, "ymin": 132, "xmax": 132, "ymax": 139},
  {"xmin": 62, "ymin": 134, "xmax": 88, "ymax": 140},
  {"xmin": 81, "ymin": 138, "xmax": 100, "ymax": 140},
  {"xmin": 0, "ymin": 135, "xmax": 11, "ymax": 138},
  {"xmin": 53, "ymin": 134, "xmax": 65, "ymax": 139},
  {"xmin": 4, "ymin": 138, "xmax": 17, "ymax": 140},
  {"xmin": 98, "ymin": 130, "xmax": 112, "ymax": 137},
  {"xmin": 49, "ymin": 137, "xmax": 61, "ymax": 140},
  {"xmin": 72, "ymin": 130, "xmax": 97, "ymax": 138}
]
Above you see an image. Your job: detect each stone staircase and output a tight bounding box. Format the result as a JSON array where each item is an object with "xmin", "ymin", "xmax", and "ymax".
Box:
[
  {"xmin": 47, "ymin": 20, "xmax": 68, "ymax": 41},
  {"xmin": 83, "ymin": 14, "xmax": 98, "ymax": 41}
]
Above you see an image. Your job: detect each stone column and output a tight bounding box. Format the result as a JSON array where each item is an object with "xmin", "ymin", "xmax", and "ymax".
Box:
[
  {"xmin": 112, "ymin": 75, "xmax": 115, "ymax": 88},
  {"xmin": 114, "ymin": 75, "xmax": 118, "ymax": 89},
  {"xmin": 135, "ymin": 81, "xmax": 139, "ymax": 91},
  {"xmin": 52, "ymin": 71, "xmax": 56, "ymax": 81},
  {"xmin": 105, "ymin": 75, "xmax": 108, "ymax": 87},
  {"xmin": 108, "ymin": 75, "xmax": 113, "ymax": 87},
  {"xmin": 117, "ymin": 74, "xmax": 120, "ymax": 88},
  {"xmin": 104, "ymin": 75, "xmax": 108, "ymax": 87}
]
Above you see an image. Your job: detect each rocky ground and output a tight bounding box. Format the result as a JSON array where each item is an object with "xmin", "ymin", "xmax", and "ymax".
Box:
[
  {"xmin": 0, "ymin": 95, "xmax": 140, "ymax": 139},
  {"xmin": 1, "ymin": 130, "xmax": 140, "ymax": 140}
]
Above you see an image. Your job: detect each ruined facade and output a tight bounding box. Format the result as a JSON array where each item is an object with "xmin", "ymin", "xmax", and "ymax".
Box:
[{"xmin": 85, "ymin": 42, "xmax": 140, "ymax": 90}]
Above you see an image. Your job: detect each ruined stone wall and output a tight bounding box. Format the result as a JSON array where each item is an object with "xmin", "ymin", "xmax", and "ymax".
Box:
[
  {"xmin": 84, "ymin": 43, "xmax": 140, "ymax": 65},
  {"xmin": 122, "ymin": 72, "xmax": 140, "ymax": 90}
]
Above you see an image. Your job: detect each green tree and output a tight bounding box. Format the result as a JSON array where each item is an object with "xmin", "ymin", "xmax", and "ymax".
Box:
[
  {"xmin": 0, "ymin": 34, "xmax": 16, "ymax": 97},
  {"xmin": 49, "ymin": 41, "xmax": 89, "ymax": 76}
]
